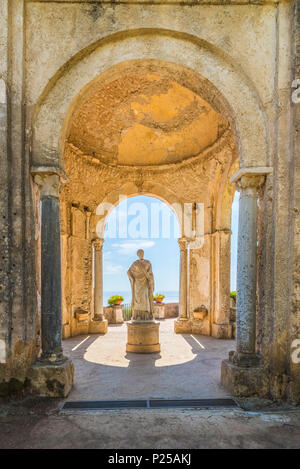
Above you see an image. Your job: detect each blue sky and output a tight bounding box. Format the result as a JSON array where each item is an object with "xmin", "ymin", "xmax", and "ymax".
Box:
[
  {"xmin": 230, "ymin": 191, "xmax": 239, "ymax": 292},
  {"xmin": 103, "ymin": 194, "xmax": 239, "ymax": 301}
]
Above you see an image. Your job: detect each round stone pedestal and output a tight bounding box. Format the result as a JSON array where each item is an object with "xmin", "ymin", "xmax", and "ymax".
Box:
[{"xmin": 126, "ymin": 321, "xmax": 160, "ymax": 353}]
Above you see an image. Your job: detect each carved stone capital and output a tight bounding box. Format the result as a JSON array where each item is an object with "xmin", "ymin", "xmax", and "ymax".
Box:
[
  {"xmin": 31, "ymin": 167, "xmax": 68, "ymax": 200},
  {"xmin": 34, "ymin": 173, "xmax": 62, "ymax": 199},
  {"xmin": 178, "ymin": 237, "xmax": 189, "ymax": 251},
  {"xmin": 230, "ymin": 166, "xmax": 271, "ymax": 198},
  {"xmin": 93, "ymin": 238, "xmax": 104, "ymax": 251},
  {"xmin": 236, "ymin": 175, "xmax": 266, "ymax": 197}
]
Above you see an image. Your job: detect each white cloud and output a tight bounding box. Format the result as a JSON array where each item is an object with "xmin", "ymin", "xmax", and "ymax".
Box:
[
  {"xmin": 103, "ymin": 251, "xmax": 112, "ymax": 259},
  {"xmin": 103, "ymin": 262, "xmax": 123, "ymax": 275},
  {"xmin": 112, "ymin": 240, "xmax": 155, "ymax": 256}
]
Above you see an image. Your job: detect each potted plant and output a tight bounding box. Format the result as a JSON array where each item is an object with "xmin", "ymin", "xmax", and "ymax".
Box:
[
  {"xmin": 108, "ymin": 295, "xmax": 124, "ymax": 306},
  {"xmin": 153, "ymin": 293, "xmax": 165, "ymax": 304},
  {"xmin": 230, "ymin": 291, "xmax": 236, "ymax": 303}
]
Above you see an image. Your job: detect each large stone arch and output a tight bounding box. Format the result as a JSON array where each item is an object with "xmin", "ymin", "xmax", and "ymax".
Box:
[{"xmin": 31, "ymin": 28, "xmax": 270, "ymax": 170}]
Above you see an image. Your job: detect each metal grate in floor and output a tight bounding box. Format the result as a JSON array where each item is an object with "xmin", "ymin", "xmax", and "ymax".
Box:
[
  {"xmin": 62, "ymin": 398, "xmax": 238, "ymax": 411},
  {"xmin": 149, "ymin": 398, "xmax": 237, "ymax": 408}
]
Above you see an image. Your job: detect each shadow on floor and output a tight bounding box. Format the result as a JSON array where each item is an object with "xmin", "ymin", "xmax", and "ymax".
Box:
[{"xmin": 63, "ymin": 320, "xmax": 234, "ymax": 401}]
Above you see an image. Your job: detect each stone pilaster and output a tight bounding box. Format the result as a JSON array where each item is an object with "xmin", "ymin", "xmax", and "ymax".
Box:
[
  {"xmin": 174, "ymin": 238, "xmax": 190, "ymax": 333},
  {"xmin": 93, "ymin": 238, "xmax": 104, "ymax": 320},
  {"xmin": 211, "ymin": 229, "xmax": 233, "ymax": 339},
  {"xmin": 89, "ymin": 237, "xmax": 108, "ymax": 334},
  {"xmin": 178, "ymin": 237, "xmax": 189, "ymax": 320}
]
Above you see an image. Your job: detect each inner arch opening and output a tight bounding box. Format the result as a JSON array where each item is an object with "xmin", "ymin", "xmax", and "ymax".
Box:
[{"xmin": 103, "ymin": 195, "xmax": 180, "ymax": 306}]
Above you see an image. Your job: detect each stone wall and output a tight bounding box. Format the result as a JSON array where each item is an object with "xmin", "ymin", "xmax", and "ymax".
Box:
[
  {"xmin": 290, "ymin": 0, "xmax": 300, "ymax": 402},
  {"xmin": 0, "ymin": 1, "xmax": 39, "ymax": 395},
  {"xmin": 164, "ymin": 303, "xmax": 179, "ymax": 318}
]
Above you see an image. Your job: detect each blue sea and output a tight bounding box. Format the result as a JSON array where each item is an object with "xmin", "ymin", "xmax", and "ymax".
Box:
[{"xmin": 103, "ymin": 290, "xmax": 179, "ymax": 306}]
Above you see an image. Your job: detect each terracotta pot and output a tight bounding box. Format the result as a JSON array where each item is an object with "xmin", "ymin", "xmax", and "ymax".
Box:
[
  {"xmin": 114, "ymin": 300, "xmax": 122, "ymax": 305},
  {"xmin": 154, "ymin": 298, "xmax": 163, "ymax": 303}
]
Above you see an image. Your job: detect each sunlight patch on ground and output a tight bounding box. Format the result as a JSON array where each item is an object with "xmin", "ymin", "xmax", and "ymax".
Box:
[{"xmin": 83, "ymin": 329, "xmax": 198, "ymax": 367}]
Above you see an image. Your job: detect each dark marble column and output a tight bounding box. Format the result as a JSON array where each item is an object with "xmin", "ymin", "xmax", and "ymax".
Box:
[{"xmin": 34, "ymin": 172, "xmax": 65, "ymax": 362}]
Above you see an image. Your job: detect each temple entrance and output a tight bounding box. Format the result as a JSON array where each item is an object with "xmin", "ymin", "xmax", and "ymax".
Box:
[{"xmin": 31, "ymin": 54, "xmax": 273, "ymax": 400}]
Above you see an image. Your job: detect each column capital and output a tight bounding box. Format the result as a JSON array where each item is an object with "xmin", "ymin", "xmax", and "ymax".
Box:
[
  {"xmin": 230, "ymin": 167, "xmax": 272, "ymax": 196},
  {"xmin": 93, "ymin": 237, "xmax": 104, "ymax": 251},
  {"xmin": 230, "ymin": 166, "xmax": 272, "ymax": 184},
  {"xmin": 31, "ymin": 166, "xmax": 68, "ymax": 199},
  {"xmin": 236, "ymin": 174, "xmax": 266, "ymax": 196},
  {"xmin": 178, "ymin": 237, "xmax": 189, "ymax": 251}
]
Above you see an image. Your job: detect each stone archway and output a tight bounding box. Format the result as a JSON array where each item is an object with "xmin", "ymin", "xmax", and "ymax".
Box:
[
  {"xmin": 31, "ymin": 30, "xmax": 270, "ymax": 168},
  {"xmin": 30, "ymin": 34, "xmax": 272, "ymax": 398}
]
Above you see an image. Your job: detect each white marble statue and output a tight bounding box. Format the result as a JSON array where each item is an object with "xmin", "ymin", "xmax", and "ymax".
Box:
[{"xmin": 127, "ymin": 249, "xmax": 155, "ymax": 321}]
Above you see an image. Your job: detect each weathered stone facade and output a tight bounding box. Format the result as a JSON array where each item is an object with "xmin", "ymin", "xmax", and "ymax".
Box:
[{"xmin": 0, "ymin": 0, "xmax": 299, "ymax": 402}]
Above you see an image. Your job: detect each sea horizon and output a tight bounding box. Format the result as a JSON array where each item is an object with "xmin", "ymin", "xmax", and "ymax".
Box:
[{"xmin": 103, "ymin": 290, "xmax": 179, "ymax": 305}]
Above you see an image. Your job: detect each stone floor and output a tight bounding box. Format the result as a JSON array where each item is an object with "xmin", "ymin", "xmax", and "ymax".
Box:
[
  {"xmin": 63, "ymin": 318, "xmax": 235, "ymax": 401},
  {"xmin": 0, "ymin": 404, "xmax": 300, "ymax": 449},
  {"xmin": 1, "ymin": 319, "xmax": 299, "ymax": 449}
]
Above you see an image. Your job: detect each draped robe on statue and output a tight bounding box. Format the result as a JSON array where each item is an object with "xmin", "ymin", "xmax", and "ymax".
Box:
[{"xmin": 127, "ymin": 258, "xmax": 154, "ymax": 321}]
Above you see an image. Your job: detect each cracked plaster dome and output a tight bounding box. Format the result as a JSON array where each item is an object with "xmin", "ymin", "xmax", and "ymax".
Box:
[{"xmin": 67, "ymin": 70, "xmax": 229, "ymax": 167}]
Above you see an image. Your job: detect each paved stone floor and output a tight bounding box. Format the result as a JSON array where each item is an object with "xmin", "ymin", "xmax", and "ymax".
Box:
[
  {"xmin": 1, "ymin": 319, "xmax": 299, "ymax": 449},
  {"xmin": 0, "ymin": 404, "xmax": 300, "ymax": 448},
  {"xmin": 63, "ymin": 318, "xmax": 235, "ymax": 400}
]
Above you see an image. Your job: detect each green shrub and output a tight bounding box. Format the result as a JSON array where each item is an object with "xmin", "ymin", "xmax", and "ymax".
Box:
[
  {"xmin": 153, "ymin": 293, "xmax": 165, "ymax": 300},
  {"xmin": 230, "ymin": 291, "xmax": 236, "ymax": 299},
  {"xmin": 108, "ymin": 295, "xmax": 124, "ymax": 306}
]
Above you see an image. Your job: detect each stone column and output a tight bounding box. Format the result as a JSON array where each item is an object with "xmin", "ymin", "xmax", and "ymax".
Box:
[
  {"xmin": 221, "ymin": 167, "xmax": 271, "ymax": 398},
  {"xmin": 89, "ymin": 238, "xmax": 108, "ymax": 334},
  {"xmin": 212, "ymin": 230, "xmax": 233, "ymax": 339},
  {"xmin": 233, "ymin": 174, "xmax": 265, "ymax": 366},
  {"xmin": 28, "ymin": 168, "xmax": 74, "ymax": 397},
  {"xmin": 178, "ymin": 237, "xmax": 189, "ymax": 320},
  {"xmin": 93, "ymin": 238, "xmax": 104, "ymax": 320},
  {"xmin": 34, "ymin": 172, "xmax": 65, "ymax": 361}
]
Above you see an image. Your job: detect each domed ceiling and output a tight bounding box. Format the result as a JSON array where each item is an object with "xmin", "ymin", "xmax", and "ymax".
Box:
[{"xmin": 67, "ymin": 72, "xmax": 229, "ymax": 167}]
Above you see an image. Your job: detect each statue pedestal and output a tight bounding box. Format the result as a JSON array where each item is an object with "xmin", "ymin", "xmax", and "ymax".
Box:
[{"xmin": 126, "ymin": 321, "xmax": 160, "ymax": 353}]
